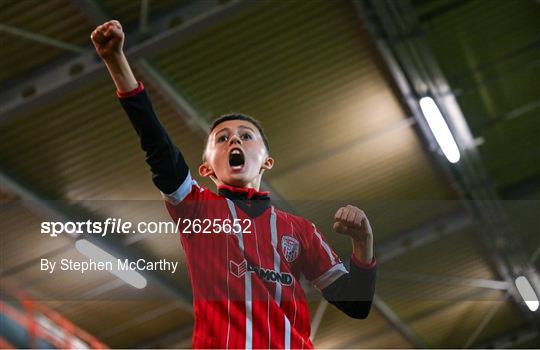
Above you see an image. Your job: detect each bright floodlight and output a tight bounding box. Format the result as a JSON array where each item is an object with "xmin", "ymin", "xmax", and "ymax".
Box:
[
  {"xmin": 515, "ymin": 276, "xmax": 539, "ymax": 311},
  {"xmin": 419, "ymin": 97, "xmax": 461, "ymax": 163},
  {"xmin": 75, "ymin": 239, "xmax": 147, "ymax": 289}
]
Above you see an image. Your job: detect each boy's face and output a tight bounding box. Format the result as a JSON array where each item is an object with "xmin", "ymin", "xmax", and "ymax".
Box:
[{"xmin": 199, "ymin": 119, "xmax": 273, "ymax": 189}]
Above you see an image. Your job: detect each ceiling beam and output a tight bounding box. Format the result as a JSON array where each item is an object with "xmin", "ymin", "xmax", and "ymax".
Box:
[
  {"xmin": 0, "ymin": 166, "xmax": 193, "ymax": 311},
  {"xmin": 353, "ymin": 0, "xmax": 540, "ymax": 327},
  {"xmin": 99, "ymin": 302, "xmax": 180, "ymax": 339},
  {"xmin": 135, "ymin": 59, "xmax": 209, "ymax": 134},
  {"xmin": 462, "ymin": 295, "xmax": 507, "ymax": 348},
  {"xmin": 69, "ymin": 0, "xmax": 109, "ymax": 25},
  {"xmin": 338, "ymin": 287, "xmax": 501, "ymax": 348},
  {"xmin": 373, "ymin": 295, "xmax": 426, "ymax": 348},
  {"xmin": 139, "ymin": 0, "xmax": 150, "ymax": 34},
  {"xmin": 381, "ymin": 271, "xmax": 510, "ymax": 291},
  {"xmin": 374, "ymin": 210, "xmax": 511, "ymax": 290},
  {"xmin": 376, "ymin": 210, "xmax": 472, "ymax": 264},
  {"xmin": 310, "ymin": 299, "xmax": 329, "ymax": 342},
  {"xmin": 476, "ymin": 326, "xmax": 539, "ymax": 349},
  {"xmin": 0, "ymin": 0, "xmax": 260, "ymax": 122},
  {"xmin": 0, "ymin": 24, "xmax": 88, "ymax": 54}
]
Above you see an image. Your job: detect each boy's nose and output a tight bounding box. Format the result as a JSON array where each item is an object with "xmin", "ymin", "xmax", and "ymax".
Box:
[{"xmin": 229, "ymin": 135, "xmax": 242, "ymax": 145}]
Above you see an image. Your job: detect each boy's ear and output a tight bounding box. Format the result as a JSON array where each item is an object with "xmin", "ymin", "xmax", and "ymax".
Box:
[
  {"xmin": 260, "ymin": 156, "xmax": 274, "ymax": 172},
  {"xmin": 198, "ymin": 162, "xmax": 215, "ymax": 179}
]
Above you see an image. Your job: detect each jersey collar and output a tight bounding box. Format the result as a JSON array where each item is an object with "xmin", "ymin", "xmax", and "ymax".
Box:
[
  {"xmin": 217, "ymin": 184, "xmax": 270, "ymax": 200},
  {"xmin": 218, "ymin": 185, "xmax": 270, "ymax": 218}
]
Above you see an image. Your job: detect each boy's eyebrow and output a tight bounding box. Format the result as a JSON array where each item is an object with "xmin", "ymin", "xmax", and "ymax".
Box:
[
  {"xmin": 238, "ymin": 125, "xmax": 255, "ymax": 132},
  {"xmin": 214, "ymin": 125, "xmax": 255, "ymax": 135},
  {"xmin": 215, "ymin": 127, "xmax": 230, "ymax": 135}
]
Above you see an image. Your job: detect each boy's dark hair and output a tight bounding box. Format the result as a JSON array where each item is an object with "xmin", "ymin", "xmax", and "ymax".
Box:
[{"xmin": 203, "ymin": 113, "xmax": 271, "ymax": 161}]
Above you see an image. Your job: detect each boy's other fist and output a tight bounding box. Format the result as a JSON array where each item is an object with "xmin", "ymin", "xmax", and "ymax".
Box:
[
  {"xmin": 90, "ymin": 20, "xmax": 124, "ymax": 61},
  {"xmin": 333, "ymin": 205, "xmax": 373, "ymax": 241}
]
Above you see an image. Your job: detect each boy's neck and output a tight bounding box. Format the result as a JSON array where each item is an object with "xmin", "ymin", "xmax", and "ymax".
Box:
[
  {"xmin": 217, "ymin": 184, "xmax": 270, "ymax": 200},
  {"xmin": 215, "ymin": 177, "xmax": 262, "ymax": 191}
]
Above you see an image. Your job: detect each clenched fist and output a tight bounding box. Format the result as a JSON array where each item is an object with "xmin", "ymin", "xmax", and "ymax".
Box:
[
  {"xmin": 90, "ymin": 20, "xmax": 124, "ymax": 61},
  {"xmin": 333, "ymin": 205, "xmax": 373, "ymax": 240},
  {"xmin": 333, "ymin": 205, "xmax": 374, "ymax": 264}
]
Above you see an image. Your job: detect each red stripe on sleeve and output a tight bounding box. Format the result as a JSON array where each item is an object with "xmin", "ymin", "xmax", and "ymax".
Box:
[
  {"xmin": 116, "ymin": 81, "xmax": 145, "ymax": 98},
  {"xmin": 351, "ymin": 255, "xmax": 377, "ymax": 269}
]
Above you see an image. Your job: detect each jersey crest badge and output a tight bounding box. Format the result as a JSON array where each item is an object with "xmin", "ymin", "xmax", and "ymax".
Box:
[{"xmin": 281, "ymin": 235, "xmax": 300, "ymax": 262}]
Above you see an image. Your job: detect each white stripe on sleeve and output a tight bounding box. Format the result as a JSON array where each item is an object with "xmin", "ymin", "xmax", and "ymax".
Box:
[
  {"xmin": 161, "ymin": 171, "xmax": 196, "ymax": 205},
  {"xmin": 311, "ymin": 263, "xmax": 348, "ymax": 290},
  {"xmin": 312, "ymin": 224, "xmax": 337, "ymax": 265}
]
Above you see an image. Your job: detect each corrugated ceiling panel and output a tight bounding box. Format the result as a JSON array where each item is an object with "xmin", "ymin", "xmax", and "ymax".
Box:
[
  {"xmin": 409, "ymin": 299, "xmax": 524, "ymax": 348},
  {"xmin": 0, "ymin": 0, "xmax": 94, "ymax": 84},
  {"xmin": 269, "ymin": 126, "xmax": 449, "ymax": 200},
  {"xmin": 421, "ymin": 0, "xmax": 539, "ymax": 78},
  {"xmin": 516, "ymin": 334, "xmax": 540, "ymax": 348},
  {"xmin": 0, "ymin": 201, "xmax": 72, "ymax": 273},
  {"xmin": 447, "ymin": 48, "xmax": 540, "ymax": 133},
  {"xmin": 0, "ymin": 75, "xmax": 206, "ymax": 201},
  {"xmin": 43, "ymin": 300, "xmax": 192, "ymax": 348},
  {"xmin": 99, "ymin": 0, "xmax": 187, "ymax": 26},
  {"xmin": 0, "ymin": 195, "xmax": 191, "ymax": 348},
  {"xmin": 153, "ymin": 1, "xmax": 408, "ymax": 171},
  {"xmin": 380, "ymin": 229, "xmax": 499, "ymax": 312},
  {"xmin": 272, "ymin": 202, "xmax": 464, "ymax": 259},
  {"xmin": 378, "ymin": 229, "xmax": 526, "ymax": 347},
  {"xmin": 480, "ymin": 110, "xmax": 540, "ymax": 188},
  {"xmin": 101, "ymin": 302, "xmax": 192, "ymax": 348},
  {"xmin": 416, "ymin": 0, "xmax": 540, "ymax": 191},
  {"xmin": 150, "ymin": 0, "xmax": 454, "ymax": 208},
  {"xmin": 504, "ymin": 200, "xmax": 540, "ymax": 260},
  {"xmin": 314, "ymin": 306, "xmax": 412, "ymax": 348}
]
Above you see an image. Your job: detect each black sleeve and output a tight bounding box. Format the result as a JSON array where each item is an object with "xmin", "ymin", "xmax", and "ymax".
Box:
[
  {"xmin": 118, "ymin": 89, "xmax": 189, "ymax": 194},
  {"xmin": 321, "ymin": 260, "xmax": 377, "ymax": 319}
]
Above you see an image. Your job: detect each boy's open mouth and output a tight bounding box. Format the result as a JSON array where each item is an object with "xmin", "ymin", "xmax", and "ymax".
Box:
[{"xmin": 229, "ymin": 148, "xmax": 245, "ymax": 170}]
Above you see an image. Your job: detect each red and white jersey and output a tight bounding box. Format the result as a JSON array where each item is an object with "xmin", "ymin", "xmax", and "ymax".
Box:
[{"xmin": 164, "ymin": 173, "xmax": 348, "ymax": 349}]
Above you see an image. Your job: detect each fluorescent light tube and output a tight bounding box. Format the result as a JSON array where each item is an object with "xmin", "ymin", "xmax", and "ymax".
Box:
[
  {"xmin": 515, "ymin": 276, "xmax": 539, "ymax": 311},
  {"xmin": 75, "ymin": 239, "xmax": 147, "ymax": 289},
  {"xmin": 419, "ymin": 96, "xmax": 461, "ymax": 163}
]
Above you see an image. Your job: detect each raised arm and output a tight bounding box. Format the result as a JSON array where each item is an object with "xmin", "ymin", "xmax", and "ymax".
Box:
[
  {"xmin": 90, "ymin": 21, "xmax": 189, "ymax": 195},
  {"xmin": 90, "ymin": 20, "xmax": 137, "ymax": 93},
  {"xmin": 323, "ymin": 205, "xmax": 377, "ymax": 319}
]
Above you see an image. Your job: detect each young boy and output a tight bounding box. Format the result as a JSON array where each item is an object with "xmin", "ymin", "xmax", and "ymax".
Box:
[{"xmin": 91, "ymin": 20, "xmax": 377, "ymax": 349}]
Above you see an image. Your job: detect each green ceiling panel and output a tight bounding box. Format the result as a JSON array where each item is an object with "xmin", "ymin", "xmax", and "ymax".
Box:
[
  {"xmin": 150, "ymin": 0, "xmax": 454, "ymax": 203},
  {"xmin": 415, "ymin": 0, "xmax": 540, "ymax": 193},
  {"xmin": 480, "ymin": 109, "xmax": 540, "ymax": 189}
]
